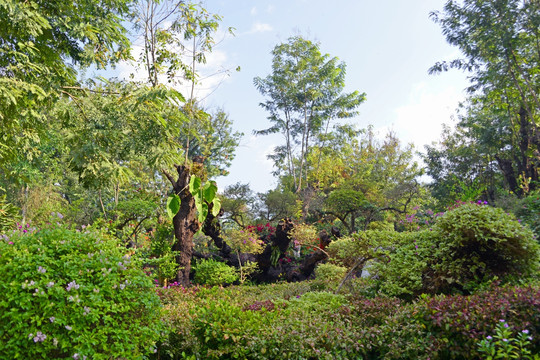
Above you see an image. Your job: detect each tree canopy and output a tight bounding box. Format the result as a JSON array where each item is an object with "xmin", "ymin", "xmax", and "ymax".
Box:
[{"xmin": 254, "ymin": 35, "xmax": 366, "ymax": 192}]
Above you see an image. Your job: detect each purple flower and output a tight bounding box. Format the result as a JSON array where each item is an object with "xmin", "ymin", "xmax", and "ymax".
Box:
[
  {"xmin": 49, "ymin": 317, "xmax": 55, "ymax": 323},
  {"xmin": 37, "ymin": 266, "xmax": 46, "ymax": 274},
  {"xmin": 504, "ymin": 323, "xmax": 509, "ymax": 328},
  {"xmin": 65, "ymin": 325, "xmax": 72, "ymax": 331},
  {"xmin": 499, "ymin": 319, "xmax": 506, "ymax": 323},
  {"xmin": 502, "ymin": 338, "xmax": 508, "ymax": 342},
  {"xmin": 66, "ymin": 281, "xmax": 79, "ymax": 291},
  {"xmin": 522, "ymin": 329, "xmax": 529, "ymax": 334},
  {"xmin": 33, "ymin": 331, "xmax": 46, "ymax": 342},
  {"xmin": 486, "ymin": 336, "xmax": 493, "ymax": 340}
]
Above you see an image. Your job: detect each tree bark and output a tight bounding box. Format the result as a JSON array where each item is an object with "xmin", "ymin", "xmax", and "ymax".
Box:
[{"xmin": 163, "ymin": 162, "xmax": 201, "ymax": 286}]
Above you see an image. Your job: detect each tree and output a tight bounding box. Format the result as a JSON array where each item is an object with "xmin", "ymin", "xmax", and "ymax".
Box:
[
  {"xmin": 423, "ymin": 121, "xmax": 501, "ymax": 205},
  {"xmin": 221, "ymin": 182, "xmax": 256, "ymax": 228},
  {"xmin": 254, "ymin": 36, "xmax": 366, "ymax": 192},
  {"xmin": 324, "ymin": 189, "xmax": 366, "ymax": 233},
  {"xmin": 254, "ymin": 188, "xmax": 296, "ymax": 223},
  {"xmin": 0, "ymin": 0, "xmax": 133, "ymax": 176},
  {"xmin": 134, "ymin": 0, "xmax": 238, "ymax": 285},
  {"xmin": 310, "ymin": 128, "xmax": 426, "ymax": 231},
  {"xmin": 182, "ymin": 108, "xmax": 243, "ymax": 178},
  {"xmin": 430, "ymin": 0, "xmax": 540, "ymax": 195}
]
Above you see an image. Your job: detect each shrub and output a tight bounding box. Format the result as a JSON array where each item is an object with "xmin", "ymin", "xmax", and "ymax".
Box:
[
  {"xmin": 144, "ymin": 223, "xmax": 178, "ymax": 285},
  {"xmin": 409, "ymin": 284, "xmax": 540, "ymax": 359},
  {"xmin": 192, "ymin": 259, "xmax": 238, "ymax": 286},
  {"xmin": 288, "ymin": 291, "xmax": 347, "ymax": 313},
  {"xmin": 314, "ymin": 263, "xmax": 347, "ymax": 282},
  {"xmin": 0, "ymin": 225, "xmax": 162, "ymax": 359},
  {"xmin": 372, "ymin": 203, "xmax": 540, "ymax": 297},
  {"xmin": 372, "ymin": 230, "xmax": 438, "ymax": 298},
  {"xmin": 430, "ymin": 202, "xmax": 540, "ymax": 292},
  {"xmin": 478, "ymin": 320, "xmax": 537, "ymax": 360},
  {"xmin": 326, "ymin": 230, "xmax": 399, "ymax": 269}
]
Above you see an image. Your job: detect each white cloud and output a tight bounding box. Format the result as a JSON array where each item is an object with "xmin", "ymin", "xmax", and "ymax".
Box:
[
  {"xmin": 249, "ymin": 22, "xmax": 273, "ymax": 34},
  {"xmin": 265, "ymin": 5, "xmax": 275, "ymax": 14},
  {"xmin": 390, "ymin": 82, "xmax": 464, "ymax": 150},
  {"xmin": 113, "ymin": 43, "xmax": 232, "ymax": 105},
  {"xmin": 250, "ymin": 6, "xmax": 257, "ymax": 16}
]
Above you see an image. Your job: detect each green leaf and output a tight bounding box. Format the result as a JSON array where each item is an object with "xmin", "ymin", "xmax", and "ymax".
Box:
[
  {"xmin": 189, "ymin": 175, "xmax": 201, "ymax": 194},
  {"xmin": 197, "ymin": 202, "xmax": 209, "ymax": 224},
  {"xmin": 211, "ymin": 197, "xmax": 221, "ymax": 217},
  {"xmin": 166, "ymin": 194, "xmax": 181, "ymax": 219},
  {"xmin": 203, "ymin": 181, "xmax": 217, "ymax": 202}
]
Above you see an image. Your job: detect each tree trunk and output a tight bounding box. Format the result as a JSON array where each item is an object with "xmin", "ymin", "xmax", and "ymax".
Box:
[
  {"xmin": 495, "ymin": 155, "xmax": 520, "ymax": 195},
  {"xmin": 163, "ymin": 162, "xmax": 201, "ymax": 286}
]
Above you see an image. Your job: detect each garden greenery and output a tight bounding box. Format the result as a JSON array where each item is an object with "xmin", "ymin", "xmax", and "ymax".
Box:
[
  {"xmin": 192, "ymin": 258, "xmax": 238, "ymax": 286},
  {"xmin": 0, "ymin": 225, "xmax": 162, "ymax": 359}
]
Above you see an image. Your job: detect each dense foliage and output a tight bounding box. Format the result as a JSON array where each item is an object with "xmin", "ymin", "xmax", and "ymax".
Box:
[
  {"xmin": 0, "ymin": 225, "xmax": 162, "ymax": 359},
  {"xmin": 152, "ymin": 282, "xmax": 540, "ymax": 359},
  {"xmin": 1, "ymin": 1, "xmax": 540, "ymax": 359}
]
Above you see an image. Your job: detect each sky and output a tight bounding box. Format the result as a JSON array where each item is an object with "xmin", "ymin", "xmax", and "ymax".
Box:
[{"xmin": 117, "ymin": 0, "xmax": 472, "ymax": 193}]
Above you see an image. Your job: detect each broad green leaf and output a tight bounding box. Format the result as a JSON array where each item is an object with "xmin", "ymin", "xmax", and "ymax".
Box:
[
  {"xmin": 166, "ymin": 194, "xmax": 181, "ymax": 219},
  {"xmin": 189, "ymin": 175, "xmax": 201, "ymax": 194},
  {"xmin": 203, "ymin": 181, "xmax": 217, "ymax": 202},
  {"xmin": 211, "ymin": 197, "xmax": 221, "ymax": 217},
  {"xmin": 197, "ymin": 202, "xmax": 209, "ymax": 224}
]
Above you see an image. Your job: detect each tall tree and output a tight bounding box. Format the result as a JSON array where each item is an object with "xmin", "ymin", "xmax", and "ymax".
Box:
[
  {"xmin": 134, "ymin": 0, "xmax": 237, "ymax": 285},
  {"xmin": 254, "ymin": 36, "xmax": 366, "ymax": 192},
  {"xmin": 430, "ymin": 0, "xmax": 540, "ymax": 195},
  {"xmin": 0, "ymin": 0, "xmax": 133, "ymax": 176}
]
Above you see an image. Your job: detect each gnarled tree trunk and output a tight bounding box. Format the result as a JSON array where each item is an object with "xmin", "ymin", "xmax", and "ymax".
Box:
[{"xmin": 163, "ymin": 162, "xmax": 201, "ymax": 286}]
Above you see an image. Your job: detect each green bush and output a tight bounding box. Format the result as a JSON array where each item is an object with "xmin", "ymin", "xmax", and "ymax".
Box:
[
  {"xmin": 430, "ymin": 202, "xmax": 540, "ymax": 292},
  {"xmin": 372, "ymin": 230, "xmax": 438, "ymax": 298},
  {"xmin": 326, "ymin": 230, "xmax": 399, "ymax": 269},
  {"xmin": 153, "ymin": 279, "xmax": 540, "ymax": 360},
  {"xmin": 371, "ymin": 203, "xmax": 540, "ymax": 297},
  {"xmin": 314, "ymin": 263, "xmax": 347, "ymax": 282},
  {"xmin": 0, "ymin": 225, "xmax": 162, "ymax": 359},
  {"xmin": 193, "ymin": 259, "xmax": 238, "ymax": 286}
]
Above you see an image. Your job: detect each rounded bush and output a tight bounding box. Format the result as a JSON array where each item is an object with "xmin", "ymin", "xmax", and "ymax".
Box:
[
  {"xmin": 0, "ymin": 225, "xmax": 162, "ymax": 359},
  {"xmin": 193, "ymin": 259, "xmax": 238, "ymax": 286},
  {"xmin": 314, "ymin": 263, "xmax": 347, "ymax": 282},
  {"xmin": 430, "ymin": 203, "xmax": 540, "ymax": 292}
]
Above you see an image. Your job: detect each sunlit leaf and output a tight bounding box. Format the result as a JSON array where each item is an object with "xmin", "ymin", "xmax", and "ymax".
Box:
[{"xmin": 166, "ymin": 194, "xmax": 181, "ymax": 219}]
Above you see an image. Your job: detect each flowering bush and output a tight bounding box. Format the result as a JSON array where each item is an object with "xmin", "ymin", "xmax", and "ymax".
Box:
[
  {"xmin": 478, "ymin": 320, "xmax": 537, "ymax": 360},
  {"xmin": 409, "ymin": 284, "xmax": 540, "ymax": 358},
  {"xmin": 398, "ymin": 206, "xmax": 444, "ymax": 231},
  {"xmin": 0, "ymin": 225, "xmax": 162, "ymax": 359},
  {"xmin": 244, "ymin": 223, "xmax": 276, "ymax": 243}
]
